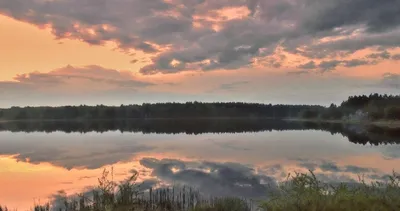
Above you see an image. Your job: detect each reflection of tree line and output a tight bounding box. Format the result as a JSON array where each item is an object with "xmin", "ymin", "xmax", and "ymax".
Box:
[
  {"xmin": 0, "ymin": 119, "xmax": 399, "ymax": 145},
  {"xmin": 0, "ymin": 119, "xmax": 303, "ymax": 134},
  {"xmin": 298, "ymin": 121, "xmax": 400, "ymax": 145}
]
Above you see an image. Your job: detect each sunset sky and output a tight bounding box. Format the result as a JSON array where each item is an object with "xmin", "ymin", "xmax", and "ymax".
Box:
[{"xmin": 0, "ymin": 0, "xmax": 399, "ymax": 107}]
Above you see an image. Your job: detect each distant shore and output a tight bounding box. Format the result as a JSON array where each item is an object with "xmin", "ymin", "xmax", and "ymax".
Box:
[
  {"xmin": 0, "ymin": 117, "xmax": 275, "ymax": 123},
  {"xmin": 284, "ymin": 118, "xmax": 400, "ymax": 128},
  {"xmin": 1, "ymin": 118, "xmax": 399, "ymax": 129}
]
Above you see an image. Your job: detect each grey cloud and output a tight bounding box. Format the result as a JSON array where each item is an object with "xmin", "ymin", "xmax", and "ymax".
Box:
[
  {"xmin": 305, "ymin": 29, "xmax": 400, "ymax": 58},
  {"xmin": 0, "ymin": 65, "xmax": 166, "ymax": 108},
  {"xmin": 297, "ymin": 58, "xmax": 380, "ymax": 71},
  {"xmin": 320, "ymin": 162, "xmax": 341, "ymax": 172},
  {"xmin": 139, "ymin": 179, "xmax": 160, "ymax": 191},
  {"xmin": 367, "ymin": 51, "xmax": 391, "ymax": 59},
  {"xmin": 342, "ymin": 59, "xmax": 371, "ymax": 67},
  {"xmin": 1, "ymin": 0, "xmax": 400, "ymax": 73},
  {"xmin": 368, "ymin": 174, "xmax": 392, "ymax": 181},
  {"xmin": 298, "ymin": 61, "xmax": 317, "ymax": 69},
  {"xmin": 14, "ymin": 72, "xmax": 65, "ymax": 84},
  {"xmin": 297, "ymin": 160, "xmax": 380, "ymax": 176},
  {"xmin": 0, "ymin": 0, "xmax": 174, "ymax": 52},
  {"xmin": 318, "ymin": 60, "xmax": 342, "ymax": 71},
  {"xmin": 140, "ymin": 158, "xmax": 276, "ymax": 199},
  {"xmin": 9, "ymin": 65, "xmax": 153, "ymax": 89},
  {"xmin": 301, "ymin": 0, "xmax": 400, "ymax": 33},
  {"xmin": 140, "ymin": 18, "xmax": 285, "ymax": 74},
  {"xmin": 0, "ymin": 133, "xmax": 155, "ymax": 170},
  {"xmin": 139, "ymin": 158, "xmax": 392, "ymax": 199},
  {"xmin": 344, "ymin": 165, "xmax": 374, "ymax": 174},
  {"xmin": 12, "ymin": 145, "xmax": 154, "ymax": 170}
]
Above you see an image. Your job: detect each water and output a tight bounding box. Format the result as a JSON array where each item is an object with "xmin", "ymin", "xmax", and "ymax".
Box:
[{"xmin": 0, "ymin": 119, "xmax": 399, "ymax": 210}]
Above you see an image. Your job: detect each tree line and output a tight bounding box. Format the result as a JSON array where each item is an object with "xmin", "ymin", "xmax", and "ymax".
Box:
[
  {"xmin": 0, "ymin": 102, "xmax": 322, "ymax": 120},
  {"xmin": 0, "ymin": 94, "xmax": 398, "ymax": 121},
  {"xmin": 299, "ymin": 94, "xmax": 400, "ymax": 121},
  {"xmin": 0, "ymin": 119, "xmax": 398, "ymax": 145}
]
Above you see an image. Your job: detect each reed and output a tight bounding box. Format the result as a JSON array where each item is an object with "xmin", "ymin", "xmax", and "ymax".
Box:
[
  {"xmin": 30, "ymin": 168, "xmax": 252, "ymax": 211},
  {"xmin": 7, "ymin": 169, "xmax": 400, "ymax": 211},
  {"xmin": 261, "ymin": 170, "xmax": 400, "ymax": 211}
]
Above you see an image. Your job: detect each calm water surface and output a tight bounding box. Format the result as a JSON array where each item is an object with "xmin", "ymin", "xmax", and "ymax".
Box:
[{"xmin": 0, "ymin": 120, "xmax": 399, "ymax": 210}]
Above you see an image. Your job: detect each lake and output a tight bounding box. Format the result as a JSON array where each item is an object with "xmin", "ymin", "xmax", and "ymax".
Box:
[{"xmin": 0, "ymin": 119, "xmax": 399, "ymax": 210}]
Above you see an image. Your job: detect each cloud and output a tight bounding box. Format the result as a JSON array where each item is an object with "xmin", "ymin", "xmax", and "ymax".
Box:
[
  {"xmin": 319, "ymin": 161, "xmax": 341, "ymax": 172},
  {"xmin": 139, "ymin": 158, "xmax": 276, "ymax": 198},
  {"xmin": 367, "ymin": 51, "xmax": 391, "ymax": 59},
  {"xmin": 342, "ymin": 59, "xmax": 372, "ymax": 67},
  {"xmin": 298, "ymin": 61, "xmax": 317, "ymax": 70},
  {"xmin": 0, "ymin": 64, "xmax": 177, "ymax": 107},
  {"xmin": 344, "ymin": 165, "xmax": 373, "ymax": 174},
  {"xmin": 9, "ymin": 65, "xmax": 153, "ymax": 89},
  {"xmin": 0, "ymin": 132, "xmax": 155, "ymax": 170},
  {"xmin": 139, "ymin": 158, "xmax": 391, "ymax": 198},
  {"xmin": 300, "ymin": 0, "xmax": 400, "ymax": 33},
  {"xmin": 0, "ymin": 65, "xmax": 154, "ymax": 104},
  {"xmin": 2, "ymin": 0, "xmax": 400, "ymax": 74},
  {"xmin": 296, "ymin": 57, "xmax": 381, "ymax": 71},
  {"xmin": 53, "ymin": 65, "xmax": 153, "ymax": 88},
  {"xmin": 14, "ymin": 72, "xmax": 65, "ymax": 85},
  {"xmin": 296, "ymin": 160, "xmax": 378, "ymax": 175},
  {"xmin": 318, "ymin": 60, "xmax": 342, "ymax": 71}
]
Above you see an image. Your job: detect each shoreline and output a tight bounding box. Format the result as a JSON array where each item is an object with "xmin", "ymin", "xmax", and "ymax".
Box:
[
  {"xmin": 284, "ymin": 118, "xmax": 400, "ymax": 129},
  {"xmin": 0, "ymin": 118, "xmax": 399, "ymax": 128},
  {"xmin": 0, "ymin": 117, "xmax": 276, "ymax": 123}
]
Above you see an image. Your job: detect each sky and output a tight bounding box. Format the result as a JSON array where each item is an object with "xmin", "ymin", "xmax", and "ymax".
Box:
[{"xmin": 0, "ymin": 0, "xmax": 399, "ymax": 108}]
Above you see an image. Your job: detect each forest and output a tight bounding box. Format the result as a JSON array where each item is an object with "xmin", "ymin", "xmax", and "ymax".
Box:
[
  {"xmin": 0, "ymin": 94, "xmax": 398, "ymax": 121},
  {"xmin": 0, "ymin": 102, "xmax": 321, "ymax": 120},
  {"xmin": 299, "ymin": 94, "xmax": 400, "ymax": 121},
  {"xmin": 0, "ymin": 119, "xmax": 399, "ymax": 145}
]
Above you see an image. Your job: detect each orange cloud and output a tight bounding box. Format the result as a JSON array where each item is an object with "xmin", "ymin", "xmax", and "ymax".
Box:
[
  {"xmin": 2, "ymin": 0, "xmax": 400, "ymax": 75},
  {"xmin": 11, "ymin": 65, "xmax": 153, "ymax": 93}
]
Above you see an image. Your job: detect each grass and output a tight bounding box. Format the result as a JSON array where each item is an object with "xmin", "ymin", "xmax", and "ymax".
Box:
[
  {"xmin": 261, "ymin": 170, "xmax": 400, "ymax": 211},
  {"xmin": 2, "ymin": 170, "xmax": 400, "ymax": 211},
  {"xmin": 18, "ymin": 168, "xmax": 253, "ymax": 211}
]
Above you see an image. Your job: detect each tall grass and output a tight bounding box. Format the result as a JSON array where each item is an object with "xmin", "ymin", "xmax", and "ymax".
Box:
[
  {"xmin": 5, "ymin": 169, "xmax": 400, "ymax": 211},
  {"xmin": 31, "ymin": 168, "xmax": 252, "ymax": 211},
  {"xmin": 261, "ymin": 170, "xmax": 400, "ymax": 211}
]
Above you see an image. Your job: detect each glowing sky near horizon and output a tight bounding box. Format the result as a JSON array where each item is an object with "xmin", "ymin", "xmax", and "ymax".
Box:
[{"xmin": 0, "ymin": 0, "xmax": 399, "ymax": 107}]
